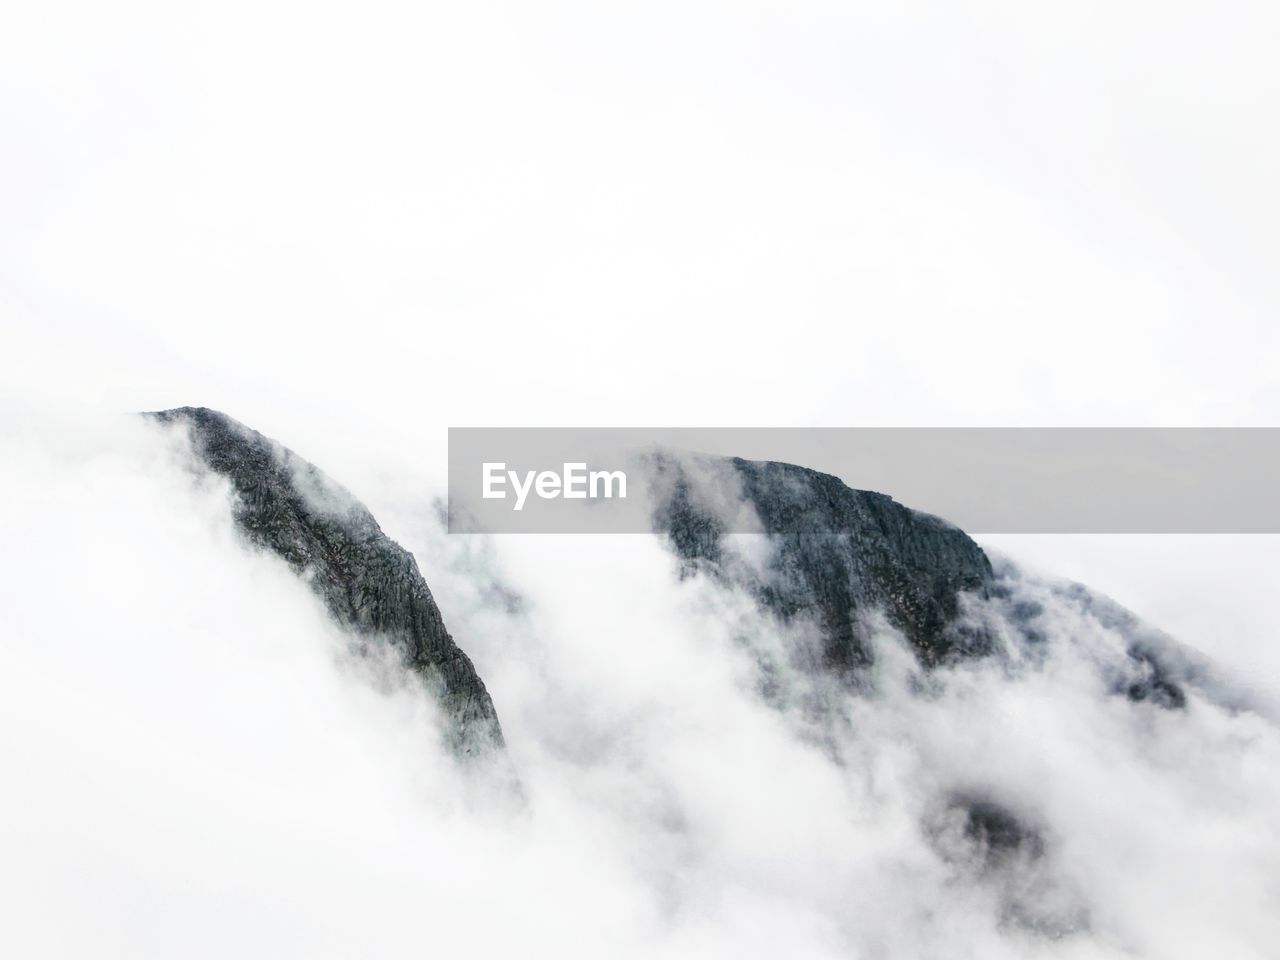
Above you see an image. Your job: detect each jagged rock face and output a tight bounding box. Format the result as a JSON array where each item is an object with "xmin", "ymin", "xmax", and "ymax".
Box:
[
  {"xmin": 149, "ymin": 407, "xmax": 504, "ymax": 757},
  {"xmin": 990, "ymin": 571, "xmax": 1193, "ymax": 710},
  {"xmin": 651, "ymin": 451, "xmax": 1214, "ymax": 942},
  {"xmin": 653, "ymin": 454, "xmax": 1193, "ymax": 714},
  {"xmin": 655, "ymin": 455, "xmax": 997, "ymax": 672}
]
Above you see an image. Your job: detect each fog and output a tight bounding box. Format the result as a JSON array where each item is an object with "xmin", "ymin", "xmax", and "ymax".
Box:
[
  {"xmin": 5, "ymin": 0, "xmax": 1280, "ymax": 437},
  {"xmin": 2, "ymin": 412, "xmax": 1277, "ymax": 958},
  {"xmin": 4, "ymin": 0, "xmax": 1280, "ymax": 955}
]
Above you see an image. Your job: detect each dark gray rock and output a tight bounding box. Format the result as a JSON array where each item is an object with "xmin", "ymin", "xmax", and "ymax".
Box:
[
  {"xmin": 946, "ymin": 794, "xmax": 1045, "ymax": 868},
  {"xmin": 992, "ymin": 569, "xmax": 1195, "ymax": 711},
  {"xmin": 148, "ymin": 406, "xmax": 504, "ymax": 758},
  {"xmin": 652, "ymin": 453, "xmax": 1192, "ymax": 715},
  {"xmin": 926, "ymin": 793, "xmax": 1089, "ymax": 939},
  {"xmin": 649, "ymin": 450, "xmax": 1226, "ymax": 939},
  {"xmin": 924, "ymin": 793, "xmax": 1045, "ymax": 881},
  {"xmin": 653, "ymin": 454, "xmax": 997, "ymax": 673}
]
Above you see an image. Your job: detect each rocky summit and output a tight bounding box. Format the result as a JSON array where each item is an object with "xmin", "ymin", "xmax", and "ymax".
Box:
[
  {"xmin": 650, "ymin": 452, "xmax": 1191, "ymax": 709},
  {"xmin": 653, "ymin": 453, "xmax": 998, "ymax": 670},
  {"xmin": 148, "ymin": 406, "xmax": 504, "ymax": 758},
  {"xmin": 144, "ymin": 409, "xmax": 1197, "ymax": 776}
]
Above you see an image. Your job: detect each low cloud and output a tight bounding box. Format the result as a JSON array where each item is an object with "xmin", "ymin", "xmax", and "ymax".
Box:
[{"xmin": 5, "ymin": 413, "xmax": 1274, "ymax": 957}]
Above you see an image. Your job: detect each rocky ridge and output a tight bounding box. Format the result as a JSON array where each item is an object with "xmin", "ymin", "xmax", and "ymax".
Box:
[{"xmin": 149, "ymin": 406, "xmax": 504, "ymax": 757}]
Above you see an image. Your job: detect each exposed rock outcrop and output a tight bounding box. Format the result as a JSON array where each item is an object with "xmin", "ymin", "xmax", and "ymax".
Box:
[
  {"xmin": 651, "ymin": 453, "xmax": 1194, "ymax": 716},
  {"xmin": 148, "ymin": 406, "xmax": 504, "ymax": 758},
  {"xmin": 653, "ymin": 454, "xmax": 997, "ymax": 673},
  {"xmin": 927, "ymin": 793, "xmax": 1089, "ymax": 939}
]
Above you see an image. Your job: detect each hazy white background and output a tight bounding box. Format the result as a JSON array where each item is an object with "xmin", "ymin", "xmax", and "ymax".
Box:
[
  {"xmin": 2, "ymin": 1, "xmax": 1279, "ymax": 956},
  {"xmin": 3, "ymin": 0, "xmax": 1277, "ymax": 679}
]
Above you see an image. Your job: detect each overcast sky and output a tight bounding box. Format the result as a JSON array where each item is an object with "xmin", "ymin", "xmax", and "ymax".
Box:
[
  {"xmin": 4, "ymin": 1, "xmax": 1278, "ymax": 426},
  {"xmin": 4, "ymin": 0, "xmax": 1278, "ymax": 677},
  {"xmin": 4, "ymin": 4, "xmax": 1280, "ymax": 957}
]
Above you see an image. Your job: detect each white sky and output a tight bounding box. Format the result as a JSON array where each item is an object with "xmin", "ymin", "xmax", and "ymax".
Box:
[
  {"xmin": 4, "ymin": 7, "xmax": 1280, "ymax": 956},
  {"xmin": 3, "ymin": 0, "xmax": 1278, "ymax": 678}
]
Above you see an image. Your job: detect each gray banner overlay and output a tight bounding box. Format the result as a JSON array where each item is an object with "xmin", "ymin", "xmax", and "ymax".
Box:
[{"xmin": 448, "ymin": 428, "xmax": 1280, "ymax": 534}]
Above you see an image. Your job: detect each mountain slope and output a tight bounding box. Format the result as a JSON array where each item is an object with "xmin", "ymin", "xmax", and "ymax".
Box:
[
  {"xmin": 148, "ymin": 406, "xmax": 504, "ymax": 757},
  {"xmin": 651, "ymin": 452, "xmax": 1192, "ymax": 710},
  {"xmin": 645, "ymin": 452, "xmax": 1247, "ymax": 938}
]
